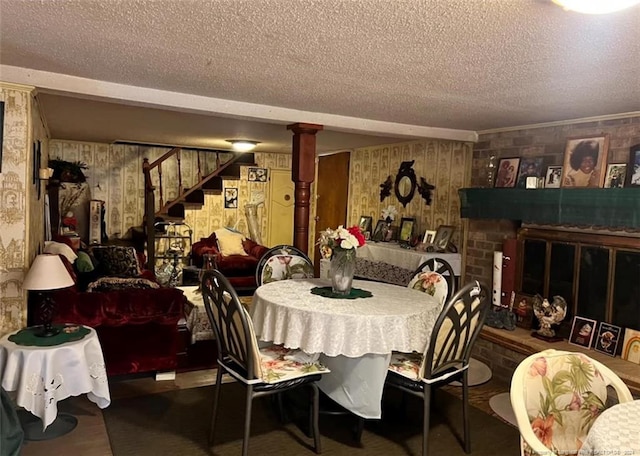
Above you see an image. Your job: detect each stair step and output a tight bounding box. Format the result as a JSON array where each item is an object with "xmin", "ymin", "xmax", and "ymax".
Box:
[
  {"xmin": 167, "ymin": 204, "xmax": 185, "ymax": 219},
  {"xmin": 202, "ymin": 177, "xmax": 223, "ymax": 192},
  {"xmin": 183, "ymin": 189, "xmax": 205, "ymax": 205},
  {"xmin": 220, "ymin": 163, "xmax": 242, "ymax": 180},
  {"xmin": 233, "ymin": 153, "xmax": 256, "ymax": 165}
]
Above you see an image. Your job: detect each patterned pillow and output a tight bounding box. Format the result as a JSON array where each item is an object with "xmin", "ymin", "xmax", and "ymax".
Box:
[
  {"xmin": 87, "ymin": 277, "xmax": 159, "ymax": 292},
  {"xmin": 91, "ymin": 245, "xmax": 141, "ymax": 277}
]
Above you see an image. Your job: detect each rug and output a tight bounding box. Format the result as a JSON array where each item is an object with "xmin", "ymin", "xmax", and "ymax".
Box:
[
  {"xmin": 489, "ymin": 392, "xmax": 518, "ymax": 428},
  {"xmin": 103, "ymin": 382, "xmax": 520, "ymax": 455},
  {"xmin": 450, "ymin": 358, "xmax": 493, "ymax": 387}
]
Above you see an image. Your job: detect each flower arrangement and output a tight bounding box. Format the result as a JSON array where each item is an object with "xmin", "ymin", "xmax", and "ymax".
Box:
[
  {"xmin": 381, "ymin": 205, "xmax": 398, "ymax": 223},
  {"xmin": 318, "ymin": 225, "xmax": 366, "ymax": 259}
]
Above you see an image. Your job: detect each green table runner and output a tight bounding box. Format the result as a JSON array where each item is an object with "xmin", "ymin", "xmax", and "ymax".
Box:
[
  {"xmin": 310, "ymin": 286, "xmax": 373, "ymax": 299},
  {"xmin": 9, "ymin": 325, "xmax": 90, "ymax": 347}
]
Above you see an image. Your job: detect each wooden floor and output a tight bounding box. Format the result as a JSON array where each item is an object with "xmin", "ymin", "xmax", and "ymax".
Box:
[{"xmin": 18, "ymin": 369, "xmax": 510, "ymax": 456}]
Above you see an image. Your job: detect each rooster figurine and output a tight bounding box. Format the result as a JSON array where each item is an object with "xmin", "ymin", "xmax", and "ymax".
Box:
[{"xmin": 532, "ymin": 295, "xmax": 567, "ymax": 339}]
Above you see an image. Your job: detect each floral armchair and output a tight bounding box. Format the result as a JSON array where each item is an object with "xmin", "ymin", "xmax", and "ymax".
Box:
[{"xmin": 510, "ymin": 349, "xmax": 633, "ymax": 456}]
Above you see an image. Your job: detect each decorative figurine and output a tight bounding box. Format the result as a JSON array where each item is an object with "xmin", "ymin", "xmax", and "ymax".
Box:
[{"xmin": 532, "ymin": 295, "xmax": 567, "ymax": 341}]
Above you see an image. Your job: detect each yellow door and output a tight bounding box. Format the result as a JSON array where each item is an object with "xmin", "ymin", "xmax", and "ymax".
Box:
[{"xmin": 267, "ymin": 169, "xmax": 295, "ymax": 247}]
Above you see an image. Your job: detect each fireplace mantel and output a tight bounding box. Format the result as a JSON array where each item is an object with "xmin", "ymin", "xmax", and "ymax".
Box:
[{"xmin": 459, "ymin": 188, "xmax": 640, "ymax": 229}]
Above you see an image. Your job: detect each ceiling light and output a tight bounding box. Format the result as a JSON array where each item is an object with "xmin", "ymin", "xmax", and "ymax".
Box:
[
  {"xmin": 226, "ymin": 140, "xmax": 260, "ymax": 152},
  {"xmin": 552, "ymin": 0, "xmax": 640, "ymax": 14}
]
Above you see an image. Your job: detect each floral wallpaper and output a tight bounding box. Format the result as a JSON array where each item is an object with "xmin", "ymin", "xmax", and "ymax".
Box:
[
  {"xmin": 0, "ymin": 83, "xmax": 46, "ymax": 336},
  {"xmin": 347, "ymin": 139, "xmax": 473, "ymax": 248}
]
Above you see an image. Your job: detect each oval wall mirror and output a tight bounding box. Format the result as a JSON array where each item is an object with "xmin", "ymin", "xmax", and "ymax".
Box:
[{"xmin": 394, "ymin": 160, "xmax": 417, "ymax": 207}]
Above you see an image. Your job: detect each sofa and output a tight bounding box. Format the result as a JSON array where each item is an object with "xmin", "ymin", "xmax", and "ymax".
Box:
[
  {"xmin": 30, "ymin": 242, "xmax": 187, "ymax": 376},
  {"xmin": 190, "ymin": 229, "xmax": 269, "ymax": 292}
]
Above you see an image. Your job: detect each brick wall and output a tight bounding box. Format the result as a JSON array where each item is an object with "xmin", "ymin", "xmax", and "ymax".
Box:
[
  {"xmin": 472, "ymin": 338, "xmax": 527, "ymax": 384},
  {"xmin": 464, "ymin": 115, "xmax": 640, "ymax": 287}
]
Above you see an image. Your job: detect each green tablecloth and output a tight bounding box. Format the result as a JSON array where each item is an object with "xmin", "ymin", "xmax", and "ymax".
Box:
[{"xmin": 8, "ymin": 325, "xmax": 90, "ymax": 347}]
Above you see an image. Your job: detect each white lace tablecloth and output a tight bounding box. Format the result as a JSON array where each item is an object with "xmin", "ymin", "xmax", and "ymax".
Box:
[
  {"xmin": 251, "ymin": 278, "xmax": 442, "ymax": 418},
  {"xmin": 0, "ymin": 326, "xmax": 110, "ymax": 430},
  {"xmin": 357, "ymin": 243, "xmax": 461, "ymax": 275},
  {"xmin": 579, "ymin": 400, "xmax": 640, "ymax": 455}
]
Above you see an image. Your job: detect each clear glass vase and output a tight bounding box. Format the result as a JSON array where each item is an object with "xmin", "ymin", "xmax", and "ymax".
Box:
[{"xmin": 330, "ymin": 248, "xmax": 355, "ymax": 295}]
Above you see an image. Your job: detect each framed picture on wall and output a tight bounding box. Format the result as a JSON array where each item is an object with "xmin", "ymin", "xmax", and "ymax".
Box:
[
  {"xmin": 593, "ymin": 322, "xmax": 622, "ymax": 357},
  {"xmin": 248, "ymin": 167, "xmax": 268, "ymax": 182},
  {"xmin": 569, "ymin": 316, "xmax": 597, "ymax": 348},
  {"xmin": 603, "ymin": 163, "xmax": 626, "ymax": 188},
  {"xmin": 544, "ymin": 166, "xmax": 563, "ymax": 188},
  {"xmin": 625, "ymin": 143, "xmax": 640, "ymax": 187},
  {"xmin": 494, "ymin": 158, "xmax": 520, "ymax": 188},
  {"xmin": 561, "ymin": 134, "xmax": 609, "ymax": 188},
  {"xmin": 224, "ymin": 187, "xmax": 238, "ymax": 208}
]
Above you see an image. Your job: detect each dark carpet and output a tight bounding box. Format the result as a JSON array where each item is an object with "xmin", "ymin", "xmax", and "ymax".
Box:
[{"xmin": 103, "ymin": 382, "xmax": 520, "ymax": 455}]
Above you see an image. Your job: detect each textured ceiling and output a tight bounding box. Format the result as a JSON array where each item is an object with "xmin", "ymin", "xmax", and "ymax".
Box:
[{"xmin": 1, "ymin": 0, "xmax": 639, "ymax": 152}]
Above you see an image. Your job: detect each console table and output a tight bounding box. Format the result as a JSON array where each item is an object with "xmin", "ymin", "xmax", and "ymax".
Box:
[{"xmin": 357, "ymin": 242, "xmax": 461, "ymax": 276}]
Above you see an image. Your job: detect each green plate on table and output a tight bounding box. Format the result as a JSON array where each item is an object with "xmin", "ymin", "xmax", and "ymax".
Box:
[
  {"xmin": 9, "ymin": 325, "xmax": 90, "ymax": 347},
  {"xmin": 310, "ymin": 286, "xmax": 372, "ymax": 299}
]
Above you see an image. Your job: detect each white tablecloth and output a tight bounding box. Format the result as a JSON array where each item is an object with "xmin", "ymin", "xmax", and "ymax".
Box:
[
  {"xmin": 579, "ymin": 400, "xmax": 640, "ymax": 455},
  {"xmin": 357, "ymin": 242, "xmax": 461, "ymax": 275},
  {"xmin": 0, "ymin": 326, "xmax": 110, "ymax": 430},
  {"xmin": 251, "ymin": 278, "xmax": 442, "ymax": 418}
]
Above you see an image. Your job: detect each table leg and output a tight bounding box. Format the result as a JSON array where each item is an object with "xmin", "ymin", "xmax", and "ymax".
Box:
[{"xmin": 17, "ymin": 410, "xmax": 78, "ymax": 441}]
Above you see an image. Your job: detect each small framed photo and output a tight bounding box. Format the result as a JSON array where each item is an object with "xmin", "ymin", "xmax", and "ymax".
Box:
[
  {"xmin": 423, "ymin": 229, "xmax": 436, "ymax": 244},
  {"xmin": 358, "ymin": 215, "xmax": 373, "ymax": 233},
  {"xmin": 516, "ymin": 158, "xmax": 544, "ymax": 188},
  {"xmin": 372, "ymin": 219, "xmax": 387, "ymax": 242},
  {"xmin": 593, "ymin": 322, "xmax": 622, "ymax": 357},
  {"xmin": 544, "ymin": 166, "xmax": 563, "ymax": 188},
  {"xmin": 621, "ymin": 328, "xmax": 640, "ymax": 364},
  {"xmin": 603, "ymin": 164, "xmax": 626, "ymax": 188},
  {"xmin": 494, "ymin": 158, "xmax": 521, "ymax": 188},
  {"xmin": 561, "ymin": 134, "xmax": 609, "ymax": 188},
  {"xmin": 248, "ymin": 167, "xmax": 268, "ymax": 182},
  {"xmin": 384, "ymin": 225, "xmax": 397, "ymax": 242},
  {"xmin": 433, "ymin": 225, "xmax": 455, "ymax": 250},
  {"xmin": 625, "ymin": 143, "xmax": 640, "ymax": 187},
  {"xmin": 513, "ymin": 293, "xmax": 535, "ymax": 330},
  {"xmin": 398, "ymin": 218, "xmax": 415, "ymax": 243},
  {"xmin": 569, "ymin": 316, "xmax": 597, "ymax": 348},
  {"xmin": 224, "ymin": 187, "xmax": 238, "ymax": 208}
]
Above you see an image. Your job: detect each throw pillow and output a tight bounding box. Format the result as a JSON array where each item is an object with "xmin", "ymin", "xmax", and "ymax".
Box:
[
  {"xmin": 75, "ymin": 251, "xmax": 95, "ymax": 273},
  {"xmin": 44, "ymin": 241, "xmax": 78, "ymax": 264},
  {"xmin": 91, "ymin": 245, "xmax": 141, "ymax": 277},
  {"xmin": 87, "ymin": 277, "xmax": 160, "ymax": 292},
  {"xmin": 214, "ymin": 228, "xmax": 248, "ymax": 256}
]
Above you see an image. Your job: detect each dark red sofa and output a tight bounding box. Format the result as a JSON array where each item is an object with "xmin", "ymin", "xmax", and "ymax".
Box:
[{"xmin": 191, "ymin": 233, "xmax": 269, "ymax": 291}]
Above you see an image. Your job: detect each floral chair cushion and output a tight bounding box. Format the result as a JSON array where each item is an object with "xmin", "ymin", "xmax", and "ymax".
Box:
[
  {"xmin": 522, "ymin": 353, "xmax": 609, "ymax": 455},
  {"xmin": 389, "ymin": 351, "xmax": 422, "ymax": 380},
  {"xmin": 258, "ymin": 345, "xmax": 330, "ymax": 384},
  {"xmin": 407, "ymin": 271, "xmax": 449, "ymax": 305},
  {"xmin": 261, "ymin": 255, "xmax": 313, "ymax": 284}
]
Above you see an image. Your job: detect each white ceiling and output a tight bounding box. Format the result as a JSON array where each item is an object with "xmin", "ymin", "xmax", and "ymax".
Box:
[{"xmin": 1, "ymin": 0, "xmax": 639, "ymax": 153}]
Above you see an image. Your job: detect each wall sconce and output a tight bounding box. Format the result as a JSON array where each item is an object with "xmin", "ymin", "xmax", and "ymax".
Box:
[
  {"xmin": 38, "ymin": 167, "xmax": 54, "ymax": 180},
  {"xmin": 226, "ymin": 140, "xmax": 260, "ymax": 152}
]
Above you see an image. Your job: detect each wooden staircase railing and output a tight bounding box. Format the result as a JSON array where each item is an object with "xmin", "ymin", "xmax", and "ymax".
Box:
[{"xmin": 142, "ymin": 147, "xmax": 254, "ymax": 269}]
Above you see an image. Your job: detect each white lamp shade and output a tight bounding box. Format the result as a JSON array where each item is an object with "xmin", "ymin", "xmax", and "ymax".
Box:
[{"xmin": 23, "ymin": 254, "xmax": 75, "ymax": 290}]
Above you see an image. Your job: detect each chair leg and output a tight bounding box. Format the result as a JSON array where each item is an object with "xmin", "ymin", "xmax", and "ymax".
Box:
[
  {"xmin": 462, "ymin": 371, "xmax": 471, "ymax": 453},
  {"xmin": 354, "ymin": 416, "xmax": 365, "ymax": 442},
  {"xmin": 208, "ymin": 367, "xmax": 224, "ymax": 445},
  {"xmin": 310, "ymin": 383, "xmax": 322, "ymax": 454},
  {"xmin": 422, "ymin": 385, "xmax": 432, "ymax": 456},
  {"xmin": 242, "ymin": 385, "xmax": 254, "ymax": 456}
]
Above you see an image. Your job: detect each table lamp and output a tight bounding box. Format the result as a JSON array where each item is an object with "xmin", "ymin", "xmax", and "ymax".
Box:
[{"xmin": 23, "ymin": 254, "xmax": 75, "ymax": 337}]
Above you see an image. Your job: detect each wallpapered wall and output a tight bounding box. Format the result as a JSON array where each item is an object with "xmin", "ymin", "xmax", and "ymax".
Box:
[
  {"xmin": 0, "ymin": 84, "xmax": 46, "ymax": 336},
  {"xmin": 347, "ymin": 140, "xmax": 473, "ymax": 249},
  {"xmin": 50, "ymin": 140, "xmax": 291, "ymax": 245}
]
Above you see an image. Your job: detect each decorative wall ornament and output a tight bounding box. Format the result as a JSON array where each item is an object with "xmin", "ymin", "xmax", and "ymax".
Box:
[
  {"xmin": 417, "ymin": 177, "xmax": 435, "ymax": 205},
  {"xmin": 379, "ymin": 175, "xmax": 392, "ymax": 201},
  {"xmin": 394, "ymin": 160, "xmax": 417, "ymax": 207}
]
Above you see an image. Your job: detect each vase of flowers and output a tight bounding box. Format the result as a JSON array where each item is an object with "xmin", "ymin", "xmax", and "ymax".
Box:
[{"xmin": 318, "ymin": 225, "xmax": 366, "ymax": 295}]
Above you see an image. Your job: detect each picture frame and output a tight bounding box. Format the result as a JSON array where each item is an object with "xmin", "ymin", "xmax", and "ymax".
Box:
[
  {"xmin": 372, "ymin": 219, "xmax": 387, "ymax": 242},
  {"xmin": 433, "ymin": 225, "xmax": 455, "ymax": 250},
  {"xmin": 358, "ymin": 215, "xmax": 373, "ymax": 233},
  {"xmin": 625, "ymin": 143, "xmax": 640, "ymax": 187},
  {"xmin": 248, "ymin": 167, "xmax": 268, "ymax": 182},
  {"xmin": 423, "ymin": 229, "xmax": 436, "ymax": 244},
  {"xmin": 398, "ymin": 217, "xmax": 415, "ymax": 243},
  {"xmin": 544, "ymin": 166, "xmax": 563, "ymax": 188},
  {"xmin": 384, "ymin": 225, "xmax": 397, "ymax": 242},
  {"xmin": 603, "ymin": 163, "xmax": 626, "ymax": 188},
  {"xmin": 593, "ymin": 322, "xmax": 622, "ymax": 357},
  {"xmin": 568, "ymin": 316, "xmax": 597, "ymax": 348},
  {"xmin": 560, "ymin": 134, "xmax": 609, "ymax": 188},
  {"xmin": 513, "ymin": 292, "xmax": 535, "ymax": 330},
  {"xmin": 516, "ymin": 158, "xmax": 544, "ymax": 188},
  {"xmin": 621, "ymin": 328, "xmax": 640, "ymax": 365},
  {"xmin": 494, "ymin": 158, "xmax": 521, "ymax": 188},
  {"xmin": 224, "ymin": 187, "xmax": 238, "ymax": 208}
]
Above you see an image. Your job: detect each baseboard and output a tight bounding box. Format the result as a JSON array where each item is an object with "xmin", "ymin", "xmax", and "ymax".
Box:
[{"xmin": 155, "ymin": 370, "xmax": 176, "ymax": 381}]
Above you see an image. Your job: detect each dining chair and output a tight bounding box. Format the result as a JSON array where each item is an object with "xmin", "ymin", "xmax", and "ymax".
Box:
[
  {"xmin": 255, "ymin": 244, "xmax": 314, "ymax": 286},
  {"xmin": 408, "ymin": 257, "xmax": 456, "ymax": 304},
  {"xmin": 201, "ymin": 269, "xmax": 330, "ymax": 456},
  {"xmin": 386, "ymin": 280, "xmax": 489, "ymax": 456},
  {"xmin": 510, "ymin": 349, "xmax": 633, "ymax": 456}
]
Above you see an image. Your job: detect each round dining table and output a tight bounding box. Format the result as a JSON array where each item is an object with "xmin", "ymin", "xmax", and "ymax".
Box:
[
  {"xmin": 579, "ymin": 399, "xmax": 640, "ymax": 455},
  {"xmin": 251, "ymin": 278, "xmax": 442, "ymax": 419}
]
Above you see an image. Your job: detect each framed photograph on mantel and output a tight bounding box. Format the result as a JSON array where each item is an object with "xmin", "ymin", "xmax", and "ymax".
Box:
[
  {"xmin": 561, "ymin": 134, "xmax": 609, "ymax": 188},
  {"xmin": 569, "ymin": 316, "xmax": 597, "ymax": 349},
  {"xmin": 593, "ymin": 322, "xmax": 622, "ymax": 357},
  {"xmin": 433, "ymin": 225, "xmax": 455, "ymax": 251},
  {"xmin": 494, "ymin": 158, "xmax": 520, "ymax": 188},
  {"xmin": 398, "ymin": 218, "xmax": 415, "ymax": 243},
  {"xmin": 625, "ymin": 143, "xmax": 640, "ymax": 187},
  {"xmin": 358, "ymin": 215, "xmax": 373, "ymax": 234}
]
